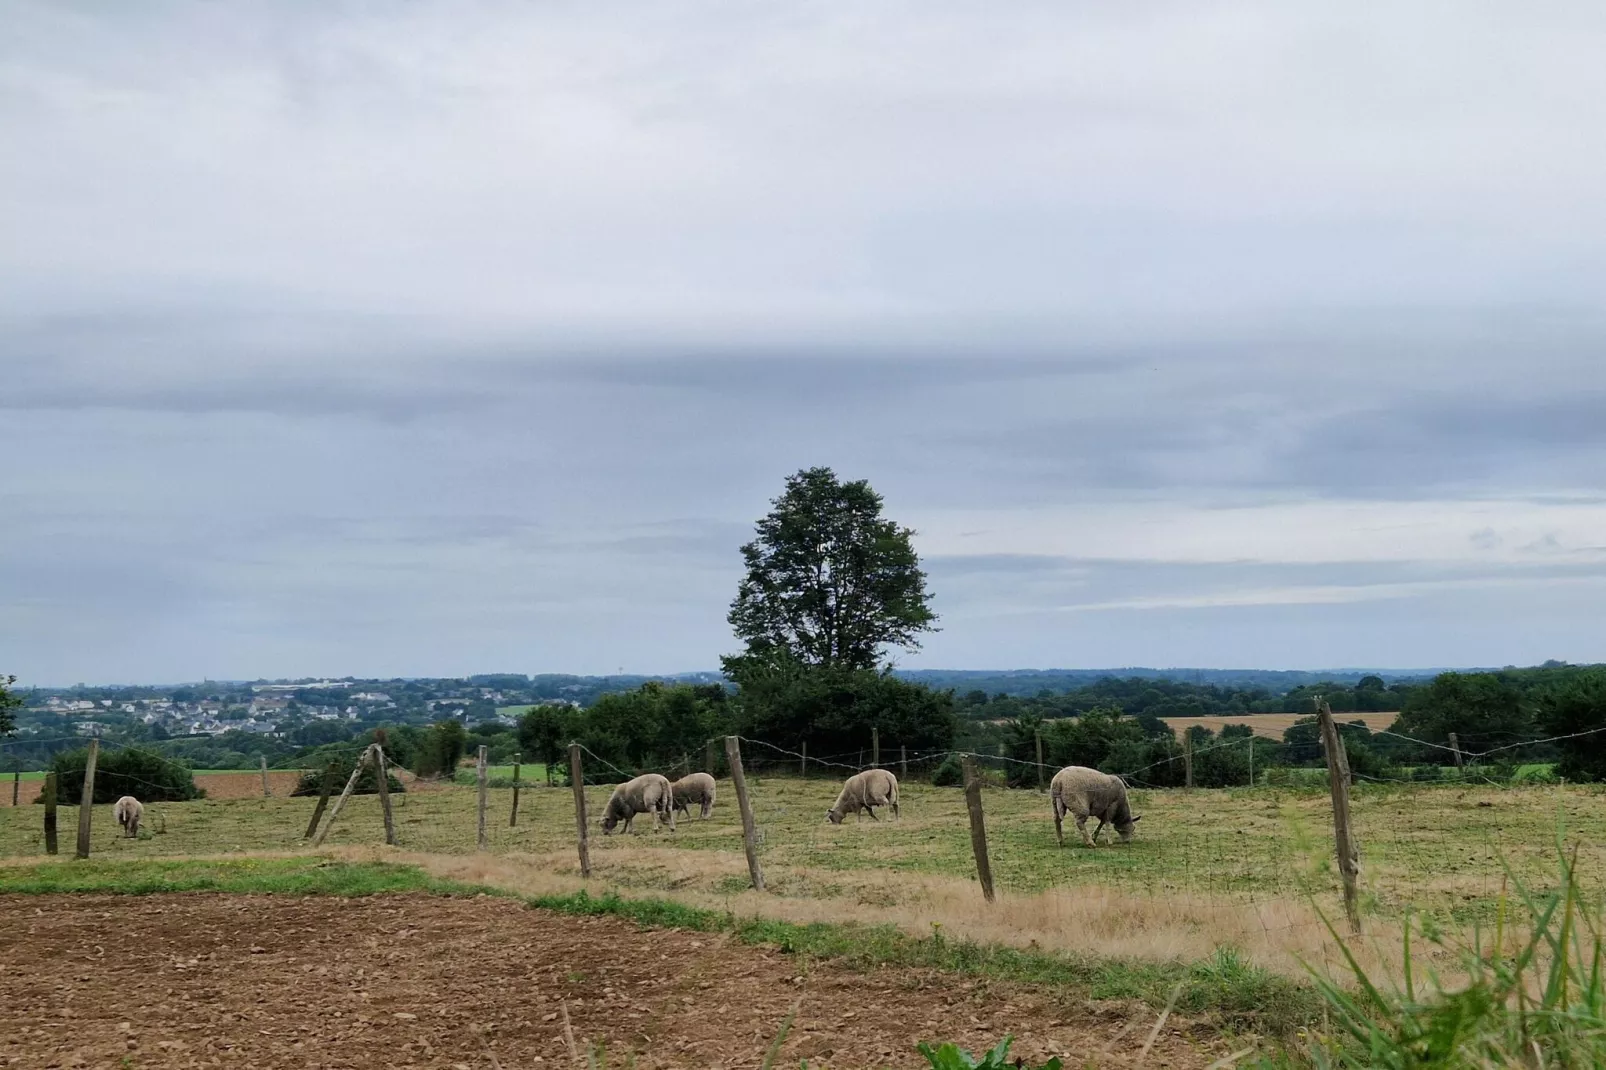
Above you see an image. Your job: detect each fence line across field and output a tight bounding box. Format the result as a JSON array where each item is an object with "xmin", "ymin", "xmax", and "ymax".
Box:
[{"xmin": 14, "ymin": 705, "xmax": 1587, "ymax": 931}]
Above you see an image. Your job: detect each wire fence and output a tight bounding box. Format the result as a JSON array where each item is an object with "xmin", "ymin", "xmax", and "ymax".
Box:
[{"xmin": 4, "ymin": 726, "xmax": 1606, "ymax": 972}]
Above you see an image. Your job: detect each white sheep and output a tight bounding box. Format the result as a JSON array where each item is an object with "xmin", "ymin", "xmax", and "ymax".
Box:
[
  {"xmin": 1050, "ymin": 766, "xmax": 1140, "ymax": 847},
  {"xmin": 825, "ymin": 768, "xmax": 900, "ymax": 824},
  {"xmin": 670, "ymin": 772, "xmax": 716, "ymax": 819},
  {"xmin": 113, "ymin": 795, "xmax": 144, "ymax": 839},
  {"xmin": 600, "ymin": 773, "xmax": 676, "ymax": 835}
]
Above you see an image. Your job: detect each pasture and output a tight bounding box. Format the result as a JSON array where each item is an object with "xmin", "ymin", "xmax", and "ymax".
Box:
[{"xmin": 3, "ymin": 773, "xmax": 1602, "ymax": 982}]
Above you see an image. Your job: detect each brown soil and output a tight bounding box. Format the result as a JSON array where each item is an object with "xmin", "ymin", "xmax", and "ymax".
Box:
[
  {"xmin": 0, "ymin": 894, "xmax": 1227, "ymax": 1069},
  {"xmin": 190, "ymin": 772, "xmax": 306, "ymax": 800}
]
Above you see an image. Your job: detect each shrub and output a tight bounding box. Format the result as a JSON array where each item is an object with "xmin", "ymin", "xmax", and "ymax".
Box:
[
  {"xmin": 412, "ymin": 720, "xmax": 468, "ymax": 779},
  {"xmin": 931, "ymin": 754, "xmax": 964, "ymax": 787},
  {"xmin": 291, "ymin": 757, "xmax": 403, "ymax": 797},
  {"xmin": 47, "ymin": 746, "xmax": 203, "ymax": 803}
]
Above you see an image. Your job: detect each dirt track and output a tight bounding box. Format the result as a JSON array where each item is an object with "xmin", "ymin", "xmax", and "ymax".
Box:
[{"xmin": 0, "ymin": 894, "xmax": 1221, "ymax": 1069}]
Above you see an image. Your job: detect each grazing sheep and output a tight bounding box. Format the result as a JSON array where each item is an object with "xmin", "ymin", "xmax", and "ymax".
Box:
[
  {"xmin": 600, "ymin": 773, "xmax": 675, "ymax": 835},
  {"xmin": 1050, "ymin": 766, "xmax": 1140, "ymax": 847},
  {"xmin": 113, "ymin": 795, "xmax": 143, "ymax": 839},
  {"xmin": 825, "ymin": 768, "xmax": 900, "ymax": 824},
  {"xmin": 670, "ymin": 772, "xmax": 716, "ymax": 819}
]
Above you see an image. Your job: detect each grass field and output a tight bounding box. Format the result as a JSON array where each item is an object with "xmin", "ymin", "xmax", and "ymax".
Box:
[{"xmin": 4, "ymin": 774, "xmax": 1602, "ymax": 984}]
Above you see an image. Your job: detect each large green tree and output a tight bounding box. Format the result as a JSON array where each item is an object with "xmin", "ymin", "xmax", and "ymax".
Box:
[
  {"xmin": 1392, "ymin": 672, "xmax": 1532, "ymax": 760},
  {"xmin": 724, "ymin": 467, "xmax": 937, "ymax": 676},
  {"xmin": 1540, "ymin": 668, "xmax": 1606, "ymax": 782}
]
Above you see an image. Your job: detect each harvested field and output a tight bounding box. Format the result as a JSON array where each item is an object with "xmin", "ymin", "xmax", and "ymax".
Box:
[
  {"xmin": 188, "ymin": 771, "xmax": 305, "ymax": 800},
  {"xmin": 0, "ymin": 770, "xmax": 305, "ymax": 807},
  {"xmin": 1160, "ymin": 711, "xmax": 1398, "ymax": 739},
  {"xmin": 0, "ymin": 892, "xmax": 1224, "ymax": 1069}
]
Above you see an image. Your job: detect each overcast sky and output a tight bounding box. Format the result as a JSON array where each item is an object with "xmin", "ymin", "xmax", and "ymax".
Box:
[{"xmin": 5, "ymin": 2, "xmax": 1606, "ymax": 685}]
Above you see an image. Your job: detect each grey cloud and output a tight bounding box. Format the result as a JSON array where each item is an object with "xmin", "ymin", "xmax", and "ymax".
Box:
[{"xmin": 6, "ymin": 3, "xmax": 1606, "ymax": 682}]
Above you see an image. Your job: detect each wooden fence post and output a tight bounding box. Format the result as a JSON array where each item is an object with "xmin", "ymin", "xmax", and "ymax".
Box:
[
  {"xmin": 1035, "ymin": 730, "xmax": 1045, "ymax": 791},
  {"xmin": 311, "ymin": 745, "xmax": 374, "ymax": 848},
  {"xmin": 1248, "ymin": 734, "xmax": 1255, "ymax": 788},
  {"xmin": 11, "ymin": 762, "xmax": 18, "ymax": 806},
  {"xmin": 75, "ymin": 738, "xmax": 99, "ymax": 859},
  {"xmin": 724, "ymin": 736, "xmax": 765, "ymax": 891},
  {"xmin": 1448, "ymin": 732, "xmax": 1465, "ymax": 772},
  {"xmin": 260, "ymin": 754, "xmax": 271, "ymax": 797},
  {"xmin": 800, "ymin": 740, "xmax": 807, "ymax": 779},
  {"xmin": 302, "ymin": 761, "xmax": 338, "ymax": 840},
  {"xmin": 373, "ymin": 746, "xmax": 397, "ymax": 846},
  {"xmin": 569, "ymin": 744, "xmax": 591, "ymax": 878},
  {"xmin": 43, "ymin": 771, "xmax": 58, "ymax": 855},
  {"xmin": 475, "ymin": 745, "xmax": 489, "ymax": 850},
  {"xmin": 901, "ymin": 744, "xmax": 908, "ymax": 781},
  {"xmin": 1182, "ymin": 732, "xmax": 1194, "ymax": 789},
  {"xmin": 510, "ymin": 754, "xmax": 522, "ymax": 827},
  {"xmin": 961, "ymin": 755, "xmax": 996, "ymax": 903},
  {"xmin": 705, "ymin": 739, "xmax": 716, "ymax": 777},
  {"xmin": 872, "ymin": 728, "xmax": 880, "ymax": 768},
  {"xmin": 1316, "ymin": 700, "xmax": 1361, "ymax": 934}
]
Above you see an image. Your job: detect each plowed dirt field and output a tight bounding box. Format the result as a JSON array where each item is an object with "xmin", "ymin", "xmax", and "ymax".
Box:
[{"xmin": 0, "ymin": 893, "xmax": 1224, "ymax": 1069}]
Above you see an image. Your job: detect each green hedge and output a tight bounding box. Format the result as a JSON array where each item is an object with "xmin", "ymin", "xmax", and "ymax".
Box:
[{"xmin": 47, "ymin": 747, "xmax": 203, "ymax": 804}]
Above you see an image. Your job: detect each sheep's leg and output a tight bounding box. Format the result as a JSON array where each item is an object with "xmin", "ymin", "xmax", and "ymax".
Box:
[
  {"xmin": 865, "ymin": 805, "xmax": 880, "ymax": 821},
  {"xmin": 1091, "ymin": 818, "xmax": 1107, "ymax": 845},
  {"xmin": 1053, "ymin": 799, "xmax": 1064, "ymax": 847},
  {"xmin": 701, "ymin": 800, "xmax": 712, "ymax": 819},
  {"xmin": 1075, "ymin": 814, "xmax": 1095, "ymax": 848}
]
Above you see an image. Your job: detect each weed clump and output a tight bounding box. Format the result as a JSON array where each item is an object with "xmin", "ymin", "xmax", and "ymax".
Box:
[{"xmin": 1264, "ymin": 842, "xmax": 1606, "ymax": 1068}]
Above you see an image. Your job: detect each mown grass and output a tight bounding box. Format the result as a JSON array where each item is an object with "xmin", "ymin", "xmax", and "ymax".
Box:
[
  {"xmin": 451, "ymin": 763, "xmax": 550, "ymax": 787},
  {"xmin": 0, "ymin": 854, "xmax": 1317, "ymax": 1034}
]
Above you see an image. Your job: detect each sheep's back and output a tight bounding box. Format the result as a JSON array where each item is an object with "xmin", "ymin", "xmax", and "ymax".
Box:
[
  {"xmin": 673, "ymin": 772, "xmax": 715, "ymax": 802},
  {"xmin": 1051, "ymin": 766, "xmax": 1125, "ymax": 809}
]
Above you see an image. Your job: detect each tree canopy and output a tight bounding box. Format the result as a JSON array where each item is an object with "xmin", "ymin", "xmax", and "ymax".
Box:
[
  {"xmin": 0, "ymin": 674, "xmax": 19, "ymax": 736},
  {"xmin": 724, "ymin": 467, "xmax": 936, "ymax": 676}
]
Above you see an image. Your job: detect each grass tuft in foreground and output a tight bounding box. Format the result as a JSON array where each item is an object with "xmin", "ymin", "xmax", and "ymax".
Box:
[{"xmin": 1262, "ymin": 841, "xmax": 1606, "ymax": 1068}]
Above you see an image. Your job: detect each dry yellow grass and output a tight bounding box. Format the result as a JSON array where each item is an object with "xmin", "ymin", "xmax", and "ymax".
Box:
[{"xmin": 307, "ymin": 844, "xmax": 1433, "ymax": 985}]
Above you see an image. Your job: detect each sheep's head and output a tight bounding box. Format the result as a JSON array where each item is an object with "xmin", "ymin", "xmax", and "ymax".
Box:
[
  {"xmin": 1115, "ymin": 814, "xmax": 1141, "ymax": 843},
  {"xmin": 600, "ymin": 813, "xmax": 619, "ymax": 834},
  {"xmin": 825, "ymin": 808, "xmax": 845, "ymax": 825}
]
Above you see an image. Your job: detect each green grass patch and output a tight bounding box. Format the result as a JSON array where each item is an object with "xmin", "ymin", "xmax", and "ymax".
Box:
[
  {"xmin": 452, "ymin": 763, "xmax": 549, "ymax": 787},
  {"xmin": 0, "ymin": 856, "xmax": 472, "ymax": 896}
]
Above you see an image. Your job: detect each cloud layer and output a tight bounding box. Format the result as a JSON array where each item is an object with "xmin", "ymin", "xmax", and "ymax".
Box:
[{"xmin": 4, "ymin": 2, "xmax": 1606, "ymax": 682}]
